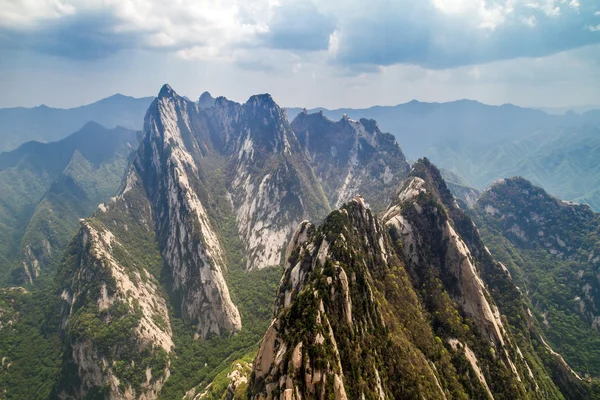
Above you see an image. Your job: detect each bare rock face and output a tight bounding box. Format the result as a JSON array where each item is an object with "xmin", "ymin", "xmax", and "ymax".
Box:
[
  {"xmin": 56, "ymin": 84, "xmax": 332, "ymax": 398},
  {"xmin": 136, "ymin": 85, "xmax": 241, "ymax": 336},
  {"xmin": 57, "ymin": 171, "xmax": 172, "ymax": 399},
  {"xmin": 224, "ymin": 94, "xmax": 330, "ymax": 270},
  {"xmin": 291, "ymin": 111, "xmax": 410, "ymax": 213}
]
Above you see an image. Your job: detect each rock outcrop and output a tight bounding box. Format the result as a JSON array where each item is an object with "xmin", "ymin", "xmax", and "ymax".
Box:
[{"xmin": 56, "ymin": 171, "xmax": 172, "ymax": 399}]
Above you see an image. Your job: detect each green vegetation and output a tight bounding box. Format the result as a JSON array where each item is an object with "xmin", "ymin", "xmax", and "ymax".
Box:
[
  {"xmin": 0, "ymin": 284, "xmax": 62, "ymax": 399},
  {"xmin": 159, "ymin": 266, "xmax": 280, "ymax": 399},
  {"xmin": 184, "ymin": 354, "xmax": 253, "ymax": 400},
  {"xmin": 472, "ymin": 177, "xmax": 600, "ymax": 379},
  {"xmin": 432, "ymin": 125, "xmax": 600, "ymax": 211}
]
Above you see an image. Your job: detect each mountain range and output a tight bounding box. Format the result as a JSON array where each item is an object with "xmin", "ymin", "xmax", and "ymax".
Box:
[
  {"xmin": 287, "ymin": 101, "xmax": 600, "ymax": 211},
  {"xmin": 286, "ymin": 101, "xmax": 600, "ymax": 161},
  {"xmin": 0, "ymin": 122, "xmax": 137, "ymax": 284},
  {"xmin": 0, "ymin": 94, "xmax": 152, "ymax": 152},
  {"xmin": 0, "ymin": 86, "xmax": 598, "ymax": 399},
  {"xmin": 6, "ymin": 94, "xmax": 600, "ymax": 213}
]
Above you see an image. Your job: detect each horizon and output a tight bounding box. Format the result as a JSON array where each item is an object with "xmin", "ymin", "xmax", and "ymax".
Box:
[{"xmin": 3, "ymin": 88, "xmax": 599, "ymax": 115}]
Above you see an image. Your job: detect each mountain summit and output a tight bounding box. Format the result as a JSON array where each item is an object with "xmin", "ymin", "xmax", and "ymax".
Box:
[
  {"xmin": 248, "ymin": 159, "xmax": 591, "ymax": 399},
  {"xmin": 52, "ymin": 84, "xmax": 416, "ymax": 398},
  {"xmin": 54, "ymin": 85, "xmax": 328, "ymax": 398}
]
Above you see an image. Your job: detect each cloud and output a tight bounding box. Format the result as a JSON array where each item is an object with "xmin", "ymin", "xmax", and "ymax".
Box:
[
  {"xmin": 327, "ymin": 0, "xmax": 600, "ymax": 69},
  {"xmin": 0, "ymin": 0, "xmax": 599, "ymax": 70},
  {"xmin": 258, "ymin": 0, "xmax": 336, "ymax": 51},
  {"xmin": 0, "ymin": 11, "xmax": 144, "ymax": 59},
  {"xmin": 0, "ymin": 0, "xmax": 272, "ymax": 59}
]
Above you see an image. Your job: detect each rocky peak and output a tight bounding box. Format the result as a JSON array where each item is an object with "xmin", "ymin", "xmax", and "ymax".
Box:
[
  {"xmin": 198, "ymin": 91, "xmax": 216, "ymax": 108},
  {"xmin": 241, "ymin": 94, "xmax": 289, "ymax": 150},
  {"xmin": 244, "ymin": 94, "xmax": 282, "ymax": 120},
  {"xmin": 158, "ymin": 83, "xmax": 177, "ymax": 99},
  {"xmin": 246, "ymin": 93, "xmax": 278, "ymax": 111},
  {"xmin": 249, "ymin": 179, "xmax": 569, "ymax": 399},
  {"xmin": 137, "ymin": 85, "xmax": 242, "ymax": 337}
]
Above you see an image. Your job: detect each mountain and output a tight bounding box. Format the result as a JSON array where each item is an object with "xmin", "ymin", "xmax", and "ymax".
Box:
[
  {"xmin": 287, "ymin": 101, "xmax": 600, "ymax": 212},
  {"xmin": 287, "ymin": 100, "xmax": 600, "ymax": 161},
  {"xmin": 434, "ymin": 125, "xmax": 600, "ymax": 211},
  {"xmin": 55, "ymin": 85, "xmax": 322, "ymax": 398},
  {"xmin": 248, "ymin": 159, "xmax": 595, "ymax": 399},
  {"xmin": 0, "ymin": 94, "xmax": 153, "ymax": 152},
  {"xmin": 473, "ymin": 177, "xmax": 600, "ymax": 380},
  {"xmin": 0, "ymin": 122, "xmax": 137, "ymax": 283},
  {"xmin": 50, "ymin": 84, "xmax": 414, "ymax": 399},
  {"xmin": 291, "ymin": 109, "xmax": 410, "ymax": 213},
  {"xmin": 441, "ymin": 169, "xmax": 481, "ymax": 209},
  {"xmin": 539, "ymin": 106, "xmax": 600, "ymax": 115},
  {"xmin": 198, "ymin": 91, "xmax": 216, "ymax": 108},
  {"xmin": 4, "ymin": 85, "xmax": 598, "ymax": 399}
]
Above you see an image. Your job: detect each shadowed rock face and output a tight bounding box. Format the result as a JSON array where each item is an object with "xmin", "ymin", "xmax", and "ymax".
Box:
[
  {"xmin": 247, "ymin": 159, "xmax": 588, "ymax": 400},
  {"xmin": 291, "ymin": 110, "xmax": 410, "ymax": 213}
]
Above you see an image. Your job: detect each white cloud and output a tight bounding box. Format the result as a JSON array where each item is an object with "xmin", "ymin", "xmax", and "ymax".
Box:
[
  {"xmin": 521, "ymin": 15, "xmax": 537, "ymax": 26},
  {"xmin": 327, "ymin": 29, "xmax": 340, "ymax": 56},
  {"xmin": 0, "ymin": 0, "xmax": 75, "ymax": 26},
  {"xmin": 0, "ymin": 0, "xmax": 275, "ymax": 59},
  {"xmin": 432, "ymin": 0, "xmax": 515, "ymax": 30},
  {"xmin": 524, "ymin": 1, "xmax": 561, "ymax": 17},
  {"xmin": 589, "ymin": 24, "xmax": 600, "ymax": 32},
  {"xmin": 468, "ymin": 66, "xmax": 481, "ymax": 79},
  {"xmin": 1, "ymin": 0, "xmax": 598, "ymax": 70}
]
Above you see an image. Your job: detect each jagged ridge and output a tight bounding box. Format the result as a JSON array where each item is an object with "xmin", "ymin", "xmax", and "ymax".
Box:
[{"xmin": 248, "ymin": 158, "xmax": 590, "ymax": 400}]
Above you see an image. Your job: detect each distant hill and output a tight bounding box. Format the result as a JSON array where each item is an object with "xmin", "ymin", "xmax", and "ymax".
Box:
[
  {"xmin": 0, "ymin": 121, "xmax": 137, "ymax": 283},
  {"xmin": 0, "ymin": 94, "xmax": 153, "ymax": 151},
  {"xmin": 287, "ymin": 100, "xmax": 600, "ymax": 158},
  {"xmin": 430, "ymin": 125, "xmax": 600, "ymax": 210}
]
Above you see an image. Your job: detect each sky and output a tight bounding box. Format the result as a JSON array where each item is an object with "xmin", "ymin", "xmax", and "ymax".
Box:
[{"xmin": 0, "ymin": 0, "xmax": 599, "ymax": 109}]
